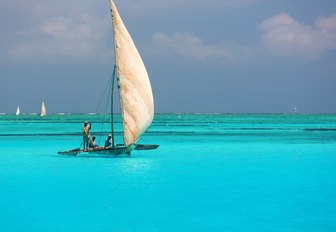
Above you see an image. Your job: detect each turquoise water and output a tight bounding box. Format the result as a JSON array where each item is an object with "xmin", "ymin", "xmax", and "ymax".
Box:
[{"xmin": 0, "ymin": 114, "xmax": 336, "ymax": 231}]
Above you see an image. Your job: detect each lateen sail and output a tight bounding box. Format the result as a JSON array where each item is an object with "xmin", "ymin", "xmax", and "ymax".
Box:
[
  {"xmin": 110, "ymin": 0, "xmax": 154, "ymax": 146},
  {"xmin": 40, "ymin": 101, "xmax": 46, "ymax": 116}
]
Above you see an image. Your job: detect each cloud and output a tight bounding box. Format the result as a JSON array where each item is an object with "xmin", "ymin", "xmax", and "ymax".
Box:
[
  {"xmin": 8, "ymin": 14, "xmax": 111, "ymax": 63},
  {"xmin": 0, "ymin": 0, "xmax": 113, "ymax": 64},
  {"xmin": 124, "ymin": 0, "xmax": 260, "ymax": 15},
  {"xmin": 152, "ymin": 12, "xmax": 336, "ymax": 63},
  {"xmin": 139, "ymin": 0, "xmax": 259, "ymax": 7},
  {"xmin": 152, "ymin": 32, "xmax": 257, "ymax": 63},
  {"xmin": 260, "ymin": 13, "xmax": 336, "ymax": 59}
]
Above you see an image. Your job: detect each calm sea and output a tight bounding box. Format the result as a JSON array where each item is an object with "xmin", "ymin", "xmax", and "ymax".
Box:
[{"xmin": 0, "ymin": 114, "xmax": 335, "ymax": 232}]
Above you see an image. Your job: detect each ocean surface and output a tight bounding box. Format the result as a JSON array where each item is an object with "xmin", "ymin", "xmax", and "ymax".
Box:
[{"xmin": 0, "ymin": 114, "xmax": 335, "ymax": 232}]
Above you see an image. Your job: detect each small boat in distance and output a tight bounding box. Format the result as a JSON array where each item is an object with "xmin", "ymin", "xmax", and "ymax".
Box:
[
  {"xmin": 15, "ymin": 106, "xmax": 20, "ymax": 115},
  {"xmin": 58, "ymin": 0, "xmax": 159, "ymax": 156},
  {"xmin": 40, "ymin": 101, "xmax": 46, "ymax": 117}
]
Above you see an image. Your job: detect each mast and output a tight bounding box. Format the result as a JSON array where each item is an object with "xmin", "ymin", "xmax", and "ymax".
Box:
[
  {"xmin": 109, "ymin": 0, "xmax": 128, "ymax": 146},
  {"xmin": 110, "ymin": 66, "xmax": 116, "ymax": 147},
  {"xmin": 109, "ymin": 0, "xmax": 118, "ymax": 147}
]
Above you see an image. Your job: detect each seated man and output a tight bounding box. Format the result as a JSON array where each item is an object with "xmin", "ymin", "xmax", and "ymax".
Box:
[
  {"xmin": 105, "ymin": 134, "xmax": 113, "ymax": 148},
  {"xmin": 89, "ymin": 136, "xmax": 98, "ymax": 149}
]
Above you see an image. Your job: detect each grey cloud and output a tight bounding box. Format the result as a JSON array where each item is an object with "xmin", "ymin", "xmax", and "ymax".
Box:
[{"xmin": 152, "ymin": 32, "xmax": 259, "ymax": 63}]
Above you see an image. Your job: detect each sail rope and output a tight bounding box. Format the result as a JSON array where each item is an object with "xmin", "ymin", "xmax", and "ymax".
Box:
[
  {"xmin": 99, "ymin": 75, "xmax": 112, "ymax": 145},
  {"xmin": 86, "ymin": 73, "xmax": 113, "ymax": 146}
]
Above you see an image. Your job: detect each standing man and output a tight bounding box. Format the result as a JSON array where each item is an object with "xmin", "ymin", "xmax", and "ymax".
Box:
[{"xmin": 82, "ymin": 121, "xmax": 91, "ymax": 150}]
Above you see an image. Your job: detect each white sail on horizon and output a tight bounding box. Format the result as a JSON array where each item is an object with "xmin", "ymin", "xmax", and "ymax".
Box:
[
  {"xmin": 110, "ymin": 0, "xmax": 154, "ymax": 146},
  {"xmin": 16, "ymin": 106, "xmax": 20, "ymax": 115},
  {"xmin": 40, "ymin": 101, "xmax": 46, "ymax": 116}
]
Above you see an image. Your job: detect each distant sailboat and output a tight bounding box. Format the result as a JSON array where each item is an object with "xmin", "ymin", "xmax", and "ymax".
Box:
[
  {"xmin": 16, "ymin": 106, "xmax": 20, "ymax": 115},
  {"xmin": 58, "ymin": 0, "xmax": 158, "ymax": 156},
  {"xmin": 40, "ymin": 101, "xmax": 46, "ymax": 117}
]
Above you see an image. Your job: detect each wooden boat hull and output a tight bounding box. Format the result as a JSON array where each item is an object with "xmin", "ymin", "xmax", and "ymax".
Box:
[
  {"xmin": 88, "ymin": 146, "xmax": 132, "ymax": 155},
  {"xmin": 57, "ymin": 144, "xmax": 159, "ymax": 157}
]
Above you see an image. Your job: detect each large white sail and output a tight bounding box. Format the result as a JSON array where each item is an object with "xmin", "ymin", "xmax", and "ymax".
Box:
[
  {"xmin": 110, "ymin": 0, "xmax": 154, "ymax": 146},
  {"xmin": 16, "ymin": 106, "xmax": 20, "ymax": 115},
  {"xmin": 40, "ymin": 101, "xmax": 46, "ymax": 116}
]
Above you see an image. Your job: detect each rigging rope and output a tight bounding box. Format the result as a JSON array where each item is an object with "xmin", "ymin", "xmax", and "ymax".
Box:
[{"xmin": 87, "ymin": 73, "xmax": 113, "ymax": 146}]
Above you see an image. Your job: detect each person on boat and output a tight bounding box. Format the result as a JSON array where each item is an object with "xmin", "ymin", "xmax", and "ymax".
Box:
[
  {"xmin": 105, "ymin": 134, "xmax": 113, "ymax": 148},
  {"xmin": 82, "ymin": 121, "xmax": 91, "ymax": 150},
  {"xmin": 89, "ymin": 136, "xmax": 97, "ymax": 149}
]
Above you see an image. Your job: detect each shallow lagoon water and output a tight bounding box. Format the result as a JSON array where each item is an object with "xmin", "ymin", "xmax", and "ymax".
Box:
[{"xmin": 0, "ymin": 114, "xmax": 336, "ymax": 231}]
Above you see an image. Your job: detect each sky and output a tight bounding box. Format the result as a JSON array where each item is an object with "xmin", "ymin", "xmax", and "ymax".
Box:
[{"xmin": 0, "ymin": 0, "xmax": 335, "ymax": 114}]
